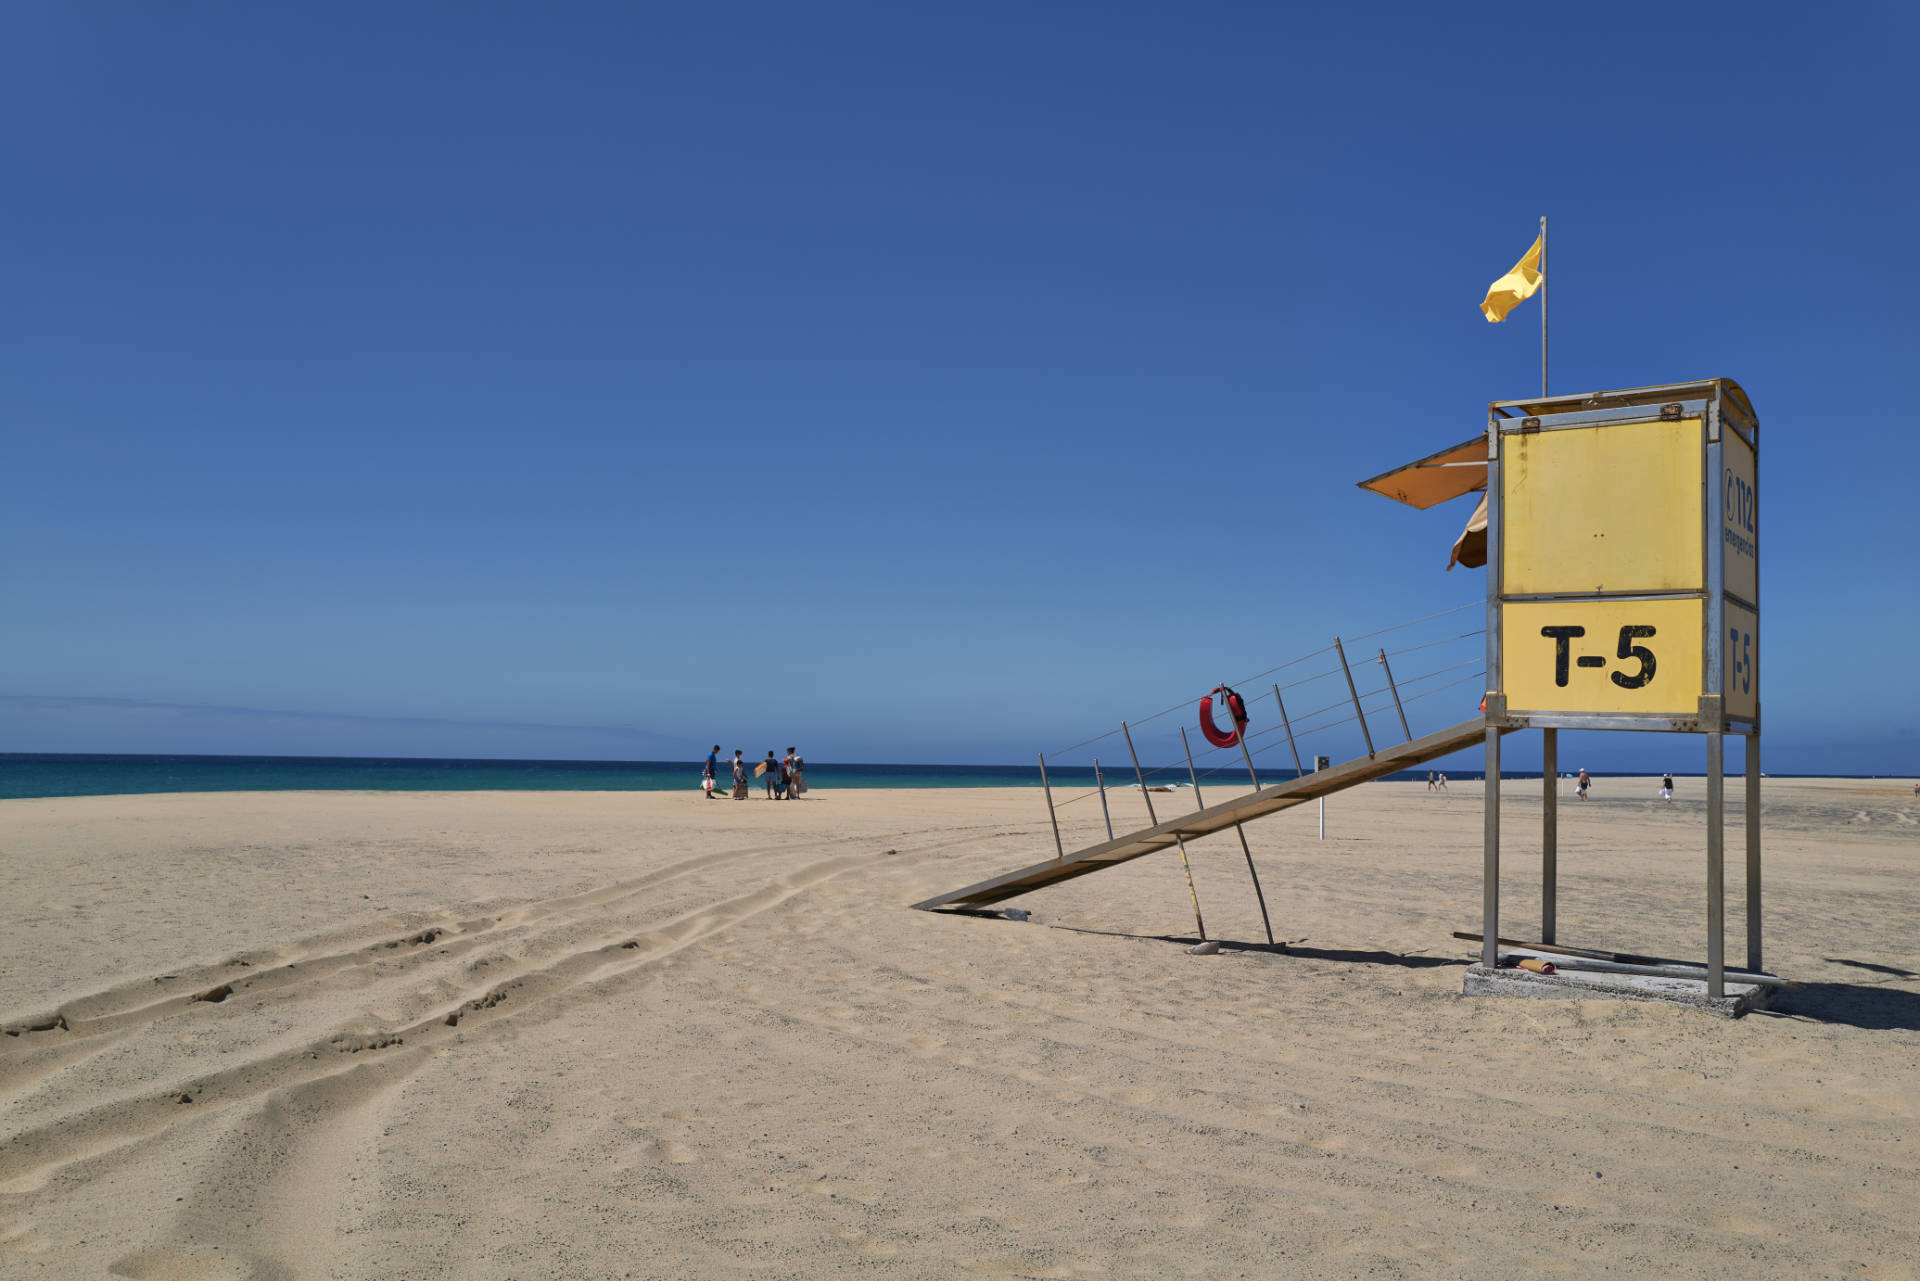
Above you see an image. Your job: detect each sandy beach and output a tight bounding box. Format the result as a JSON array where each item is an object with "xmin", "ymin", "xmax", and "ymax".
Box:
[{"xmin": 2, "ymin": 777, "xmax": 1916, "ymax": 1278}]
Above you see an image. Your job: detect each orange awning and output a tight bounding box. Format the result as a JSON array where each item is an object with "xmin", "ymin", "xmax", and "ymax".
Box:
[{"xmin": 1354, "ymin": 435, "xmax": 1487, "ymax": 510}]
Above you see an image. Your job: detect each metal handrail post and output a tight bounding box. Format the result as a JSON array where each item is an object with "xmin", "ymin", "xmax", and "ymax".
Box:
[
  {"xmin": 1377, "ymin": 648, "xmax": 1412, "ymax": 741},
  {"xmin": 1334, "ymin": 637, "xmax": 1375, "ymax": 758},
  {"xmin": 1143, "ymin": 726, "xmax": 1203, "ymax": 940},
  {"xmin": 1234, "ymin": 713, "xmax": 1263, "ymax": 790},
  {"xmin": 1172, "ymin": 834, "xmax": 1208, "ymax": 942},
  {"xmin": 1182, "ymin": 725, "xmax": 1275, "ymax": 947},
  {"xmin": 1177, "ymin": 727, "xmax": 1206, "ymax": 808},
  {"xmin": 1093, "ymin": 757, "xmax": 1114, "ymax": 841},
  {"xmin": 1037, "ymin": 752, "xmax": 1065, "ymax": 861},
  {"xmin": 1272, "ymin": 684, "xmax": 1304, "ymax": 777},
  {"xmin": 1120, "ymin": 722, "xmax": 1157, "ymax": 825}
]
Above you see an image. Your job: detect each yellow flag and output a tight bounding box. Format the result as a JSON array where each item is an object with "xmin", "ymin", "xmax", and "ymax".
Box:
[{"xmin": 1480, "ymin": 234, "xmax": 1543, "ymax": 323}]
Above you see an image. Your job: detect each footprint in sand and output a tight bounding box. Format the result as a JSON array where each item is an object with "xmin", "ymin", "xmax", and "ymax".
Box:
[
  {"xmin": 1, "ymin": 1224, "xmax": 50, "ymax": 1254},
  {"xmin": 652, "ymin": 1138, "xmax": 697, "ymax": 1164},
  {"xmin": 1412, "ymin": 1156, "xmax": 1483, "ymax": 1181},
  {"xmin": 809, "ymin": 1180, "xmax": 881, "ymax": 1204},
  {"xmin": 958, "ymin": 1257, "xmax": 1085, "ymax": 1278},
  {"xmin": 829, "ymin": 1227, "xmax": 901, "ymax": 1258}
]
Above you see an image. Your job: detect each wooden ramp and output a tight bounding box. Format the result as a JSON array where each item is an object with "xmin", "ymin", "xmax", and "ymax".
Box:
[{"xmin": 912, "ymin": 717, "xmax": 1507, "ymax": 912}]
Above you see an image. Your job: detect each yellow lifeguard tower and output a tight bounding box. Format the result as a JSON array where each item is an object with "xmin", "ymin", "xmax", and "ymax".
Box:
[{"xmin": 1367, "ymin": 377, "xmax": 1763, "ymax": 1005}]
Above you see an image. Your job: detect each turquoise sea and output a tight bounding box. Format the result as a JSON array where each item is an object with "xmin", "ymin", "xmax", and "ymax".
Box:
[
  {"xmin": 0, "ymin": 753, "xmax": 1362, "ymax": 801},
  {"xmin": 0, "ymin": 755, "xmax": 1830, "ymax": 802}
]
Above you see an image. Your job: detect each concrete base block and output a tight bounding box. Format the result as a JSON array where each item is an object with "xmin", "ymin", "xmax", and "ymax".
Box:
[{"xmin": 1464, "ymin": 963, "xmax": 1773, "ymax": 1018}]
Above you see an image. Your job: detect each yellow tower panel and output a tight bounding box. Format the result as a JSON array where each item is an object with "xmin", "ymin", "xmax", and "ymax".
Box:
[
  {"xmin": 1503, "ymin": 598, "xmax": 1703, "ymax": 717},
  {"xmin": 1503, "ymin": 419, "xmax": 1703, "ymax": 595}
]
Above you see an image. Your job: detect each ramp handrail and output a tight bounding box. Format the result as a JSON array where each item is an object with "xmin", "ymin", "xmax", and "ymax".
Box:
[{"xmin": 914, "ymin": 717, "xmax": 1506, "ymax": 913}]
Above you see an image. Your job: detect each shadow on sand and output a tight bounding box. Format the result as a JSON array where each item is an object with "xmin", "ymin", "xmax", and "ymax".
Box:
[
  {"xmin": 1821, "ymin": 957, "xmax": 1919, "ymax": 978},
  {"xmin": 1757, "ymin": 981, "xmax": 1920, "ymax": 1031},
  {"xmin": 940, "ymin": 916, "xmax": 1920, "ymax": 1024},
  {"xmin": 1048, "ymin": 924, "xmax": 1459, "ymax": 970}
]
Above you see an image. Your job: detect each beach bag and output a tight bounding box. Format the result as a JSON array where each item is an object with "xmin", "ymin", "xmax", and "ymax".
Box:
[{"xmin": 702, "ymin": 775, "xmax": 714, "ymax": 792}]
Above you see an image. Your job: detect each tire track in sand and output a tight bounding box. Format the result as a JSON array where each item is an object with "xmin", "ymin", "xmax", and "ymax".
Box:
[
  {"xmin": 0, "ymin": 837, "xmax": 800, "ymax": 1044},
  {"xmin": 0, "ymin": 844, "xmax": 899, "ymax": 1197},
  {"xmin": 0, "ymin": 838, "xmax": 808, "ymax": 1106}
]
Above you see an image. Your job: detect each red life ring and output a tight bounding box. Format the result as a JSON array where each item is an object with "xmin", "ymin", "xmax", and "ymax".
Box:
[{"xmin": 1198, "ymin": 685, "xmax": 1249, "ymax": 748}]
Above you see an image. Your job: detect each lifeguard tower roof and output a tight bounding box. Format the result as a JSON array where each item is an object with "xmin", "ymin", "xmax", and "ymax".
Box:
[{"xmin": 1354, "ymin": 378, "xmax": 1757, "ymax": 511}]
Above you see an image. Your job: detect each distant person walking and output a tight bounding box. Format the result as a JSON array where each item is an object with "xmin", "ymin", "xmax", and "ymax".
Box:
[
  {"xmin": 1436, "ymin": 773, "xmax": 1448, "ymax": 791},
  {"xmin": 763, "ymin": 751, "xmax": 779, "ymax": 798},
  {"xmin": 790, "ymin": 753, "xmax": 806, "ymax": 798},
  {"xmin": 781, "ymin": 748, "xmax": 797, "ymax": 800},
  {"xmin": 732, "ymin": 750, "xmax": 748, "ymax": 799},
  {"xmin": 1427, "ymin": 771, "xmax": 1436, "ymax": 792},
  {"xmin": 1576, "ymin": 768, "xmax": 1591, "ymax": 800},
  {"xmin": 1660, "ymin": 772, "xmax": 1674, "ymax": 802},
  {"xmin": 703, "ymin": 745, "xmax": 720, "ymax": 798}
]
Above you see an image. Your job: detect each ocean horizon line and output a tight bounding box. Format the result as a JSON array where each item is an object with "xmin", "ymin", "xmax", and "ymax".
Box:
[{"xmin": 0, "ymin": 750, "xmax": 1899, "ymax": 804}]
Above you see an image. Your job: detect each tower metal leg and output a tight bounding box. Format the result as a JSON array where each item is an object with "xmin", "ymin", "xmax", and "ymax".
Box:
[
  {"xmin": 1482, "ymin": 727, "xmax": 1501, "ymax": 969},
  {"xmin": 1541, "ymin": 728, "xmax": 1557, "ymax": 945},
  {"xmin": 1707, "ymin": 730, "xmax": 1726, "ymax": 999},
  {"xmin": 1746, "ymin": 732, "xmax": 1762, "ymax": 973}
]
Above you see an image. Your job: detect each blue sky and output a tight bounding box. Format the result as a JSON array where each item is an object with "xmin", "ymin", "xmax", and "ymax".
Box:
[{"xmin": 2, "ymin": 1, "xmax": 1914, "ymax": 772}]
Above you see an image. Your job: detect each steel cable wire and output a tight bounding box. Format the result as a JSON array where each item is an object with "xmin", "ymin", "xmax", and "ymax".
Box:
[
  {"xmin": 1055, "ymin": 670, "xmax": 1492, "ymax": 836},
  {"xmin": 1046, "ymin": 725, "xmax": 1126, "ymax": 758},
  {"xmin": 1043, "ymin": 602, "xmax": 1479, "ymax": 759},
  {"xmin": 1380, "ymin": 629, "xmax": 1486, "ymax": 661},
  {"xmin": 1123, "ymin": 666, "xmax": 1492, "ymax": 793},
  {"xmin": 1194, "ymin": 670, "xmax": 1487, "ymax": 785},
  {"xmin": 1343, "ymin": 600, "xmax": 1481, "ymax": 644}
]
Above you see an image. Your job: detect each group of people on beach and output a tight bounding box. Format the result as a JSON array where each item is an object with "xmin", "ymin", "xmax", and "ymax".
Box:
[{"xmin": 703, "ymin": 746, "xmax": 805, "ymax": 800}]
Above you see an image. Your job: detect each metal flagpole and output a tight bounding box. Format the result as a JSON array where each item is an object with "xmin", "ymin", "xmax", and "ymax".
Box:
[{"xmin": 1540, "ymin": 214, "xmax": 1548, "ymax": 397}]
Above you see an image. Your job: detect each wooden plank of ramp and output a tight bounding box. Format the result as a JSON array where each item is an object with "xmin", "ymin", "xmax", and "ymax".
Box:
[{"xmin": 912, "ymin": 717, "xmax": 1507, "ymax": 912}]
